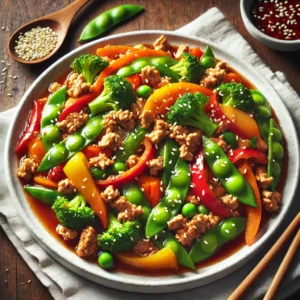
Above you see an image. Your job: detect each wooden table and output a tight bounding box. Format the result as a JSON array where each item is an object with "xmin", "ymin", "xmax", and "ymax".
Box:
[{"xmin": 0, "ymin": 0, "xmax": 299, "ymax": 299}]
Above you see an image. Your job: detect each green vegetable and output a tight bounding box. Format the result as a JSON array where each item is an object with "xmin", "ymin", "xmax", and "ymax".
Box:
[
  {"xmin": 115, "ymin": 125, "xmax": 147, "ymax": 162},
  {"xmin": 122, "ymin": 182, "xmax": 152, "ymax": 222},
  {"xmin": 71, "ymin": 54, "xmax": 109, "ymax": 84},
  {"xmin": 24, "ymin": 185, "xmax": 75, "ymax": 205},
  {"xmin": 146, "ymin": 158, "xmax": 191, "ymax": 238},
  {"xmin": 152, "ymin": 230, "xmax": 195, "ymax": 269},
  {"xmin": 182, "ymin": 203, "xmax": 197, "ymax": 219},
  {"xmin": 198, "ymin": 205, "xmax": 209, "ymax": 215},
  {"xmin": 160, "ymin": 138, "xmax": 180, "ymax": 188},
  {"xmin": 218, "ymin": 83, "xmax": 255, "ymax": 112},
  {"xmin": 250, "ymin": 137, "xmax": 258, "ymax": 149},
  {"xmin": 222, "ymin": 131, "xmax": 238, "ymax": 149},
  {"xmin": 117, "ymin": 56, "xmax": 179, "ymax": 82},
  {"xmin": 137, "ymin": 85, "xmax": 152, "ymax": 98},
  {"xmin": 98, "ymin": 252, "xmax": 114, "ymax": 269},
  {"xmin": 203, "ymin": 137, "xmax": 257, "ymax": 207},
  {"xmin": 190, "ymin": 217, "xmax": 246, "ymax": 263},
  {"xmin": 166, "ymin": 92, "xmax": 218, "ymax": 137},
  {"xmin": 98, "ymin": 213, "xmax": 142, "ymax": 252},
  {"xmin": 200, "ymin": 45, "xmax": 216, "ymax": 69},
  {"xmin": 41, "ymin": 87, "xmax": 67, "ymax": 151},
  {"xmin": 38, "ymin": 115, "xmax": 104, "ymax": 172},
  {"xmin": 170, "ymin": 52, "xmax": 204, "ymax": 83},
  {"xmin": 79, "ymin": 5, "xmax": 144, "ymax": 41},
  {"xmin": 90, "ymin": 161, "xmax": 127, "ymax": 180},
  {"xmin": 52, "ymin": 194, "xmax": 97, "ymax": 230},
  {"xmin": 89, "ymin": 75, "xmax": 135, "ymax": 115},
  {"xmin": 267, "ymin": 119, "xmax": 283, "ymax": 191}
]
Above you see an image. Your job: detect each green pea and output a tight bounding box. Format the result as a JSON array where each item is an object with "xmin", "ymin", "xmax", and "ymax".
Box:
[
  {"xmin": 98, "ymin": 252, "xmax": 114, "ymax": 269},
  {"xmin": 153, "ymin": 207, "xmax": 170, "ymax": 224},
  {"xmin": 272, "ymin": 142, "xmax": 284, "ymax": 160},
  {"xmin": 271, "ymin": 161, "xmax": 281, "ymax": 177},
  {"xmin": 164, "ymin": 239, "xmax": 179, "ymax": 253},
  {"xmin": 125, "ymin": 188, "xmax": 143, "ymax": 205},
  {"xmin": 112, "ymin": 162, "xmax": 127, "ymax": 174},
  {"xmin": 220, "ymin": 220, "xmax": 237, "ymax": 239},
  {"xmin": 226, "ymin": 175, "xmax": 245, "ymax": 195},
  {"xmin": 66, "ymin": 134, "xmax": 85, "ymax": 151},
  {"xmin": 200, "ymin": 56, "xmax": 216, "ymax": 69},
  {"xmin": 257, "ymin": 106, "xmax": 271, "ymax": 119},
  {"xmin": 200, "ymin": 233, "xmax": 218, "ymax": 253},
  {"xmin": 271, "ymin": 128, "xmax": 282, "ymax": 141},
  {"xmin": 182, "ymin": 203, "xmax": 197, "ymax": 219},
  {"xmin": 91, "ymin": 168, "xmax": 106, "ymax": 179},
  {"xmin": 42, "ymin": 125, "xmax": 61, "ymax": 143},
  {"xmin": 213, "ymin": 159, "xmax": 232, "ymax": 177},
  {"xmin": 198, "ymin": 205, "xmax": 209, "ymax": 215},
  {"xmin": 111, "ymin": 6, "xmax": 127, "ymax": 21},
  {"xmin": 96, "ymin": 14, "xmax": 112, "ymax": 29},
  {"xmin": 171, "ymin": 169, "xmax": 190, "ymax": 187},
  {"xmin": 132, "ymin": 60, "xmax": 149, "ymax": 71},
  {"xmin": 222, "ymin": 131, "xmax": 237, "ymax": 149},
  {"xmin": 137, "ymin": 85, "xmax": 152, "ymax": 98},
  {"xmin": 50, "ymin": 145, "xmax": 68, "ymax": 162}
]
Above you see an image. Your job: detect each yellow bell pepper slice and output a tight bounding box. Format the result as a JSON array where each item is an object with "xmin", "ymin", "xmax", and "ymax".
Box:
[
  {"xmin": 116, "ymin": 247, "xmax": 178, "ymax": 271},
  {"xmin": 64, "ymin": 152, "xmax": 108, "ymax": 228}
]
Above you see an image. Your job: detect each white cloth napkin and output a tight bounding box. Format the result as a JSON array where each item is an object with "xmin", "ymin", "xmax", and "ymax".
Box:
[{"xmin": 1, "ymin": 7, "xmax": 299, "ymax": 300}]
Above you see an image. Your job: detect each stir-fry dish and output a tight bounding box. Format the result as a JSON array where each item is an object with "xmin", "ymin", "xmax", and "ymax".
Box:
[{"xmin": 15, "ymin": 35, "xmax": 285, "ymax": 273}]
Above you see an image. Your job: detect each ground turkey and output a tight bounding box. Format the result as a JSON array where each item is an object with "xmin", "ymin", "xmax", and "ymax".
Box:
[
  {"xmin": 56, "ymin": 224, "xmax": 78, "ymax": 241},
  {"xmin": 17, "ymin": 158, "xmax": 38, "ymax": 182},
  {"xmin": 76, "ymin": 226, "xmax": 98, "ymax": 257},
  {"xmin": 66, "ymin": 73, "xmax": 91, "ymax": 98}
]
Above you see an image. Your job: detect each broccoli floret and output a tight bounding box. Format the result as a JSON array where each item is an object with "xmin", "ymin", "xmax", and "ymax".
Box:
[
  {"xmin": 167, "ymin": 92, "xmax": 218, "ymax": 137},
  {"xmin": 218, "ymin": 83, "xmax": 255, "ymax": 112},
  {"xmin": 88, "ymin": 75, "xmax": 135, "ymax": 115},
  {"xmin": 98, "ymin": 213, "xmax": 142, "ymax": 252},
  {"xmin": 52, "ymin": 194, "xmax": 97, "ymax": 230},
  {"xmin": 170, "ymin": 52, "xmax": 204, "ymax": 83},
  {"xmin": 71, "ymin": 54, "xmax": 109, "ymax": 84}
]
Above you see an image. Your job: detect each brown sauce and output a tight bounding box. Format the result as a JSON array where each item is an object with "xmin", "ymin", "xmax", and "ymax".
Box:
[{"xmin": 20, "ymin": 51, "xmax": 287, "ymax": 277}]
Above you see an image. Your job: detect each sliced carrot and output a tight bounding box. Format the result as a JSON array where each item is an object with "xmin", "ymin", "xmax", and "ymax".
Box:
[
  {"xmin": 28, "ymin": 135, "xmax": 46, "ymax": 164},
  {"xmin": 189, "ymin": 47, "xmax": 203, "ymax": 59},
  {"xmin": 139, "ymin": 175, "xmax": 162, "ymax": 207},
  {"xmin": 223, "ymin": 73, "xmax": 242, "ymax": 83},
  {"xmin": 82, "ymin": 145, "xmax": 112, "ymax": 159},
  {"xmin": 239, "ymin": 163, "xmax": 262, "ymax": 246},
  {"xmin": 96, "ymin": 45, "xmax": 137, "ymax": 58},
  {"xmin": 33, "ymin": 176, "xmax": 58, "ymax": 189},
  {"xmin": 125, "ymin": 74, "xmax": 141, "ymax": 91}
]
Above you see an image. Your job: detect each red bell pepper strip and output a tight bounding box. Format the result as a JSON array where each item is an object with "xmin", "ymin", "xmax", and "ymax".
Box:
[
  {"xmin": 125, "ymin": 74, "xmax": 142, "ymax": 91},
  {"xmin": 15, "ymin": 99, "xmax": 45, "ymax": 154},
  {"xmin": 229, "ymin": 148, "xmax": 268, "ymax": 165},
  {"xmin": 95, "ymin": 138, "xmax": 155, "ymax": 188},
  {"xmin": 189, "ymin": 47, "xmax": 203, "ymax": 59},
  {"xmin": 58, "ymin": 92, "xmax": 98, "ymax": 122},
  {"xmin": 190, "ymin": 148, "xmax": 229, "ymax": 217}
]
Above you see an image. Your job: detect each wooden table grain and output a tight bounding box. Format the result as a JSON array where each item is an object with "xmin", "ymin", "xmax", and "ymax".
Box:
[{"xmin": 0, "ymin": 0, "xmax": 299, "ymax": 299}]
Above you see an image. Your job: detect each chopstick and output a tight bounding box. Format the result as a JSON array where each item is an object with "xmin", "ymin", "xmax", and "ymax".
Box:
[
  {"xmin": 228, "ymin": 212, "xmax": 300, "ymax": 300},
  {"xmin": 264, "ymin": 228, "xmax": 300, "ymax": 300}
]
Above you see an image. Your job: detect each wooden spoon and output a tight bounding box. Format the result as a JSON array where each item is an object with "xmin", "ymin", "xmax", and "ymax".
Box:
[{"xmin": 8, "ymin": 0, "xmax": 91, "ymax": 64}]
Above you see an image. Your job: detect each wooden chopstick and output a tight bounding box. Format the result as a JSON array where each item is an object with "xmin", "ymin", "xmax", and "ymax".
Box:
[
  {"xmin": 263, "ymin": 228, "xmax": 300, "ymax": 300},
  {"xmin": 228, "ymin": 212, "xmax": 300, "ymax": 300}
]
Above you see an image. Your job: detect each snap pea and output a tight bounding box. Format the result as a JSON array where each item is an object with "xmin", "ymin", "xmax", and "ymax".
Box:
[
  {"xmin": 267, "ymin": 119, "xmax": 284, "ymax": 191},
  {"xmin": 116, "ymin": 56, "xmax": 180, "ymax": 82},
  {"xmin": 122, "ymin": 182, "xmax": 151, "ymax": 222},
  {"xmin": 152, "ymin": 230, "xmax": 195, "ymax": 269},
  {"xmin": 91, "ymin": 162, "xmax": 127, "ymax": 180},
  {"xmin": 159, "ymin": 138, "xmax": 180, "ymax": 188},
  {"xmin": 24, "ymin": 185, "xmax": 75, "ymax": 205},
  {"xmin": 41, "ymin": 87, "xmax": 67, "ymax": 151},
  {"xmin": 146, "ymin": 158, "xmax": 191, "ymax": 238},
  {"xmin": 38, "ymin": 115, "xmax": 104, "ymax": 172},
  {"xmin": 79, "ymin": 5, "xmax": 144, "ymax": 41},
  {"xmin": 251, "ymin": 90, "xmax": 272, "ymax": 142},
  {"xmin": 200, "ymin": 46, "xmax": 216, "ymax": 69},
  {"xmin": 203, "ymin": 137, "xmax": 257, "ymax": 207},
  {"xmin": 115, "ymin": 125, "xmax": 147, "ymax": 162},
  {"xmin": 189, "ymin": 217, "xmax": 246, "ymax": 263}
]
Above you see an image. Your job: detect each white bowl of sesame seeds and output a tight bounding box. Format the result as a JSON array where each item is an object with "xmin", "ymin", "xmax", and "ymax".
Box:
[{"xmin": 241, "ymin": 0, "xmax": 300, "ymax": 51}]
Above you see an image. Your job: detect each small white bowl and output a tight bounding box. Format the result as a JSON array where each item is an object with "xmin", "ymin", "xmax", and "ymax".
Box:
[{"xmin": 240, "ymin": 0, "xmax": 300, "ymax": 51}]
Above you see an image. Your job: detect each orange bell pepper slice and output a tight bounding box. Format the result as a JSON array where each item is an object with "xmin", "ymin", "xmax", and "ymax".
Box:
[
  {"xmin": 33, "ymin": 176, "xmax": 58, "ymax": 189},
  {"xmin": 96, "ymin": 45, "xmax": 137, "ymax": 58},
  {"xmin": 64, "ymin": 152, "xmax": 108, "ymax": 228},
  {"xmin": 116, "ymin": 247, "xmax": 178, "ymax": 271},
  {"xmin": 82, "ymin": 145, "xmax": 112, "ymax": 160},
  {"xmin": 92, "ymin": 49, "xmax": 170, "ymax": 92},
  {"xmin": 28, "ymin": 135, "xmax": 46, "ymax": 164},
  {"xmin": 189, "ymin": 47, "xmax": 203, "ymax": 59},
  {"xmin": 223, "ymin": 73, "xmax": 242, "ymax": 84},
  {"xmin": 138, "ymin": 175, "xmax": 162, "ymax": 207},
  {"xmin": 143, "ymin": 82, "xmax": 212, "ymax": 118},
  {"xmin": 239, "ymin": 163, "xmax": 262, "ymax": 246}
]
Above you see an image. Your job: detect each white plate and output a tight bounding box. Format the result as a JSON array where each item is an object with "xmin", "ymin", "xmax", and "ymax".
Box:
[{"xmin": 5, "ymin": 30, "xmax": 299, "ymax": 293}]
